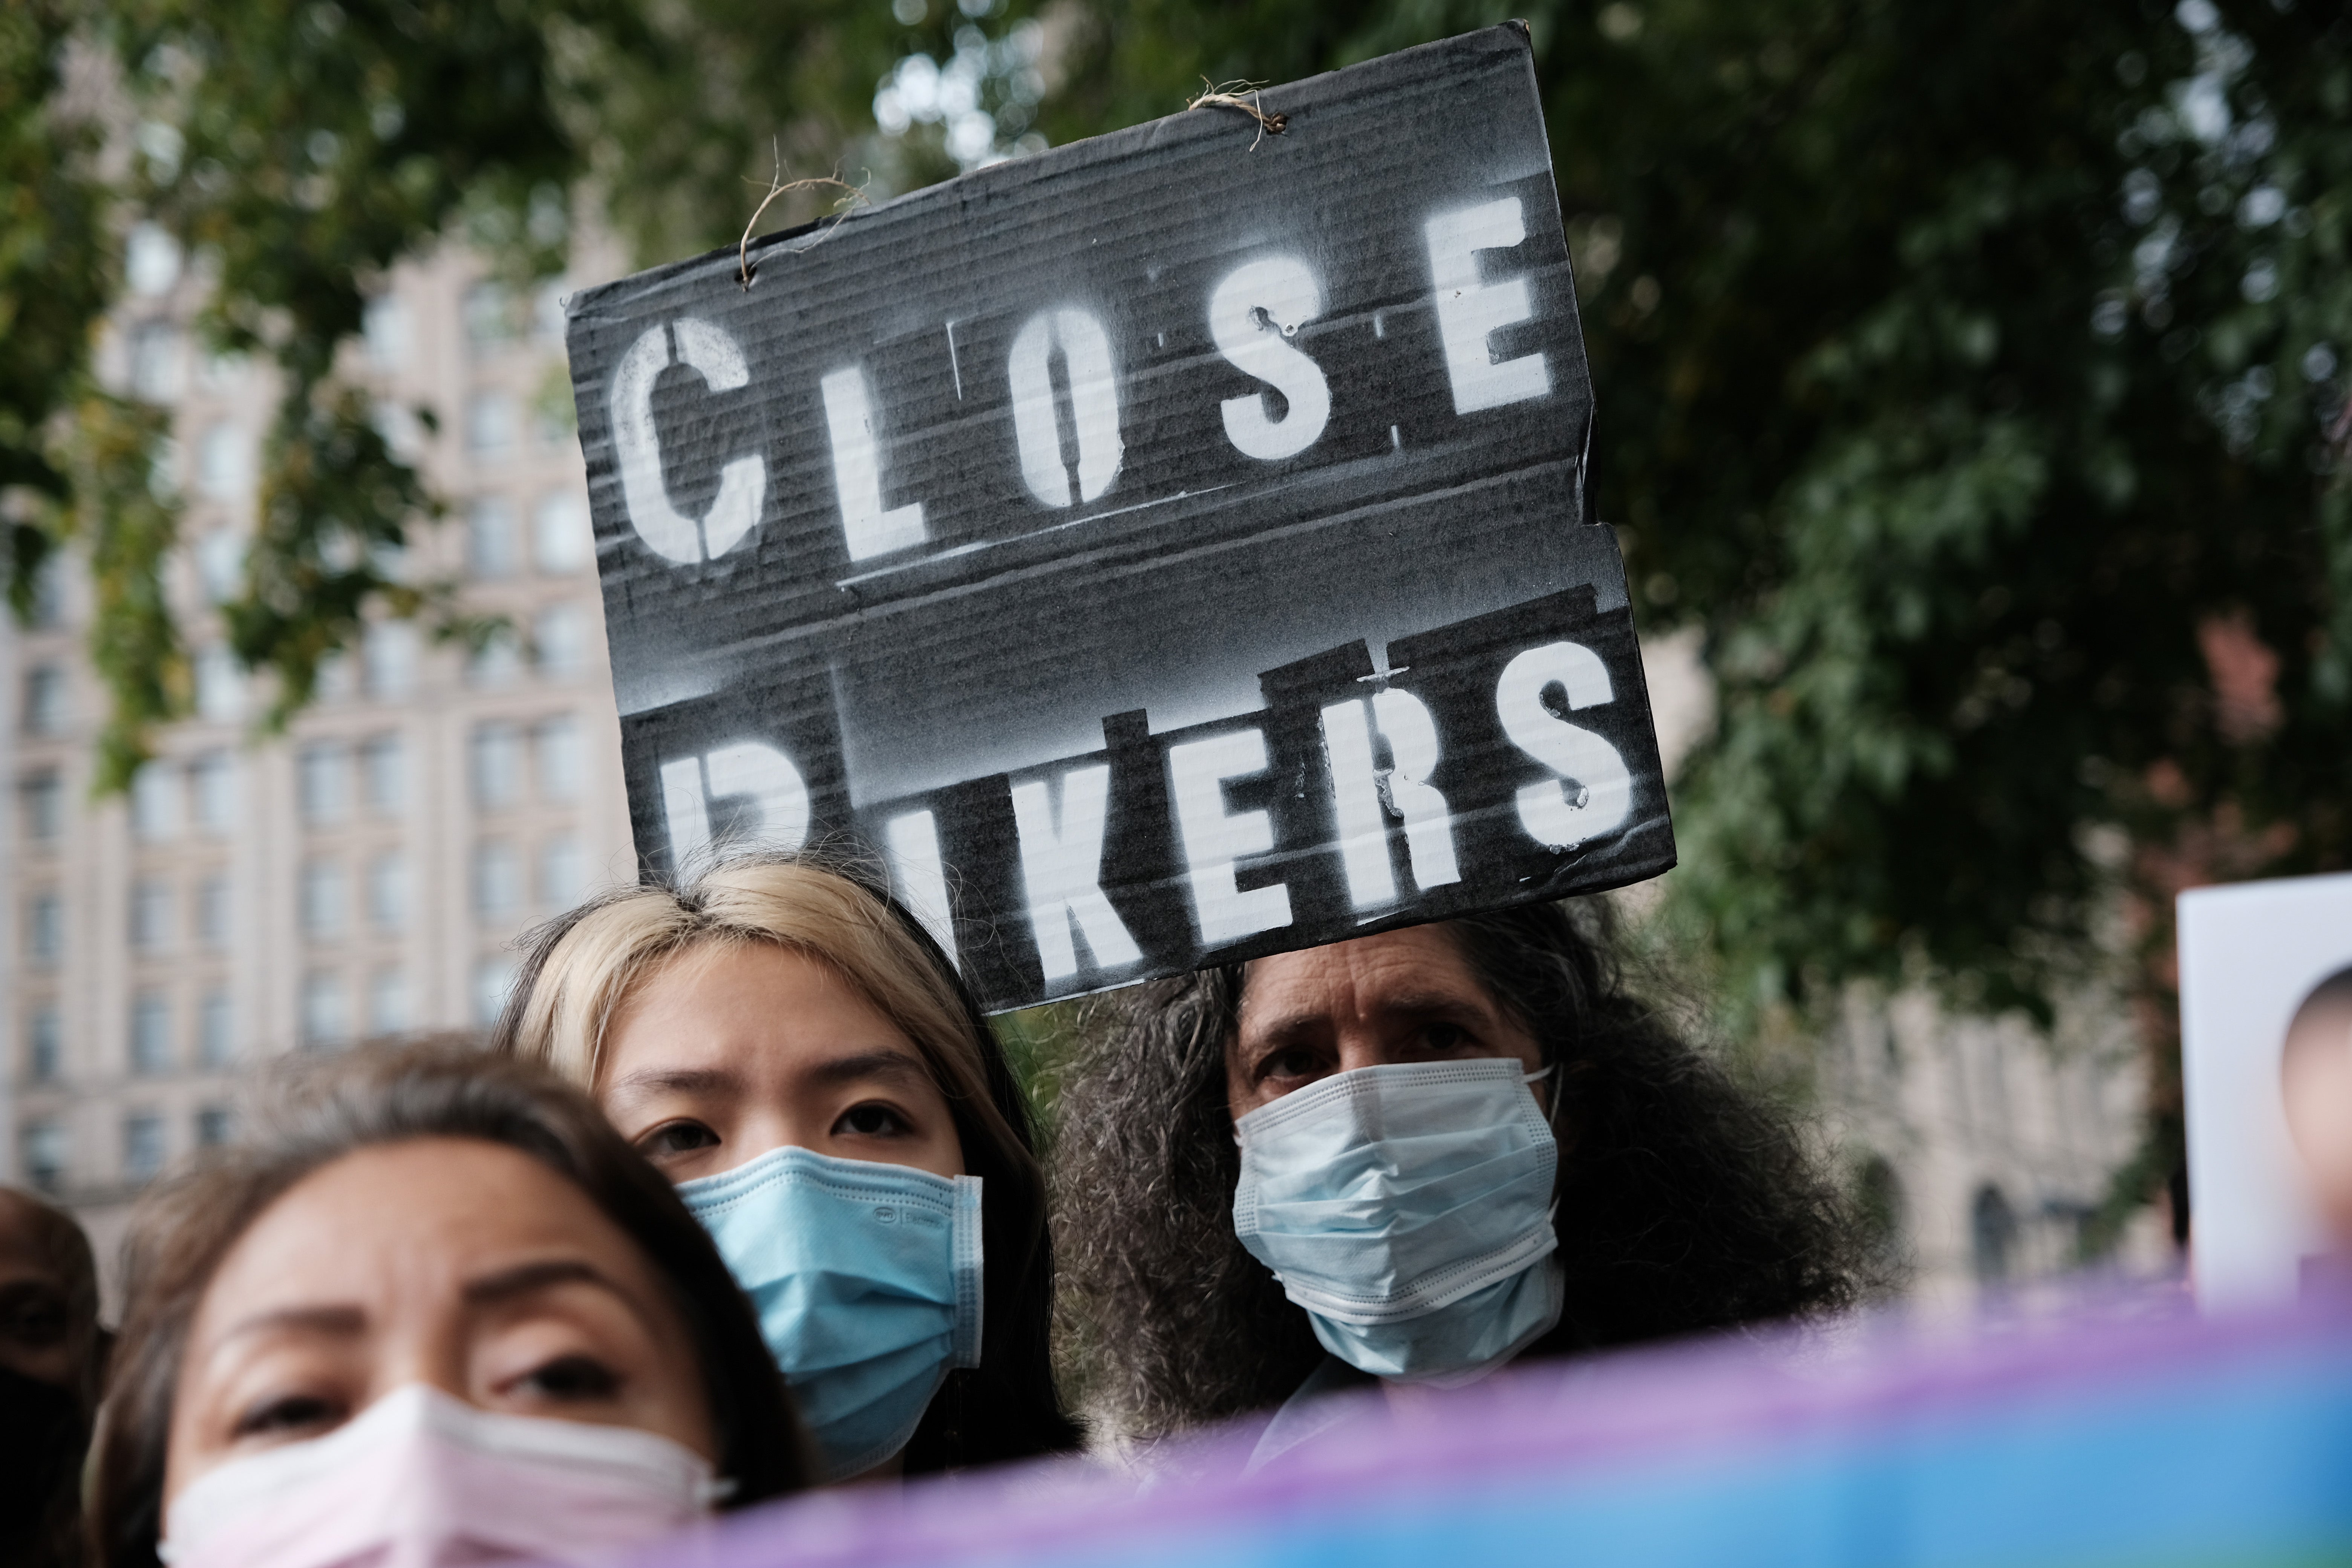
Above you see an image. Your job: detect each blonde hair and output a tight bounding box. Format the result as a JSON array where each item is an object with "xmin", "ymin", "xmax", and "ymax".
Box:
[
  {"xmin": 493, "ymin": 850, "xmax": 1078, "ymax": 1470},
  {"xmin": 503, "ymin": 856, "xmax": 1006, "ymax": 1144}
]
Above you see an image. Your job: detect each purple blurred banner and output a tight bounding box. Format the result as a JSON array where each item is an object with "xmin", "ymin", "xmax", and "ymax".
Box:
[{"xmin": 631, "ymin": 1285, "xmax": 2352, "ymax": 1568}]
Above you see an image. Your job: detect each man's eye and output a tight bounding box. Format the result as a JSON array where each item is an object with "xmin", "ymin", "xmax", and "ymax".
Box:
[
  {"xmin": 637, "ymin": 1121, "xmax": 719, "ymax": 1158},
  {"xmin": 1423, "ymin": 1023, "xmax": 1472, "ymax": 1052},
  {"xmin": 233, "ymin": 1393, "xmax": 342, "ymax": 1439},
  {"xmin": 1262, "ymin": 1048, "xmax": 1321, "ymax": 1080},
  {"xmin": 519, "ymin": 1354, "xmax": 620, "ymax": 1402},
  {"xmin": 835, "ymin": 1102, "xmax": 909, "ymax": 1137}
]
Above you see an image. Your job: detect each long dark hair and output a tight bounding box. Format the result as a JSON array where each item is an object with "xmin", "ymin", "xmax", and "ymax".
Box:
[
  {"xmin": 492, "ymin": 850, "xmax": 1078, "ymax": 1471},
  {"xmin": 89, "ymin": 1042, "xmax": 811, "ymax": 1568},
  {"xmin": 1051, "ymin": 900, "xmax": 1866, "ymax": 1441}
]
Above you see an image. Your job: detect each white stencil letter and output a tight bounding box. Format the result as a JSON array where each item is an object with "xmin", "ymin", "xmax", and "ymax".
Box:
[
  {"xmin": 1008, "ymin": 308, "xmax": 1124, "ymax": 507},
  {"xmin": 611, "ymin": 320, "xmax": 767, "ymax": 563},
  {"xmin": 660, "ymin": 743, "xmax": 810, "ymax": 869},
  {"xmin": 1209, "ymin": 255, "xmax": 1331, "ymax": 461},
  {"xmin": 1168, "ymin": 729, "xmax": 1293, "ymax": 948},
  {"xmin": 821, "ymin": 367, "xmax": 928, "ymax": 561},
  {"xmin": 1494, "ymin": 642, "xmax": 1631, "ymax": 850},
  {"xmin": 1011, "ymin": 765, "xmax": 1142, "ymax": 983},
  {"xmin": 885, "ymin": 809, "xmax": 959, "ymax": 970},
  {"xmin": 1320, "ymin": 691, "xmax": 1461, "ymax": 909},
  {"xmin": 1425, "ymin": 198, "xmax": 1551, "ymax": 415}
]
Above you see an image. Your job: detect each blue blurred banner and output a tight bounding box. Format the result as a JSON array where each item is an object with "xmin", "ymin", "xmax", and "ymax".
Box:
[{"xmin": 642, "ymin": 1291, "xmax": 2352, "ymax": 1568}]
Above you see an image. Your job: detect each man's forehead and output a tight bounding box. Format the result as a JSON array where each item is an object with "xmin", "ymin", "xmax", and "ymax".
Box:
[{"xmin": 1239, "ymin": 928, "xmax": 1493, "ymax": 1024}]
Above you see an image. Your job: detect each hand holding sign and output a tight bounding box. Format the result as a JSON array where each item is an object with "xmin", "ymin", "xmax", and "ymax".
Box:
[{"xmin": 567, "ymin": 26, "xmax": 1675, "ymax": 1011}]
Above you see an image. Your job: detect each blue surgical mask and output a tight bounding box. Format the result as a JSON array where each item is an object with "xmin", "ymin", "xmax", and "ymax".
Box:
[
  {"xmin": 677, "ymin": 1145, "xmax": 983, "ymax": 1481},
  {"xmin": 1234, "ymin": 1059, "xmax": 1562, "ymax": 1385}
]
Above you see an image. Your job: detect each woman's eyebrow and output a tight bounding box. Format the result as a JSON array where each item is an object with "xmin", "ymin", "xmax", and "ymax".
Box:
[
  {"xmin": 462, "ymin": 1257, "xmax": 642, "ymax": 1315},
  {"xmin": 220, "ymin": 1303, "xmax": 366, "ymax": 1344},
  {"xmin": 803, "ymin": 1049, "xmax": 932, "ymax": 1089},
  {"xmin": 602, "ymin": 1065, "xmax": 740, "ymax": 1109}
]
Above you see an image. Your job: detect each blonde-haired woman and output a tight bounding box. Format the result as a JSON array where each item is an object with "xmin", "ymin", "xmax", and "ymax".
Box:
[{"xmin": 494, "ymin": 853, "xmax": 1076, "ymax": 1482}]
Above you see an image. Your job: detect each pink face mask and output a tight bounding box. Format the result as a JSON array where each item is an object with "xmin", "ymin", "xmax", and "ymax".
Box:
[{"xmin": 159, "ymin": 1384, "xmax": 725, "ymax": 1568}]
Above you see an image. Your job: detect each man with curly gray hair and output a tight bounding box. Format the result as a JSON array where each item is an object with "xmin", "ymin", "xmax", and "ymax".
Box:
[{"xmin": 1052, "ymin": 901, "xmax": 1865, "ymax": 1467}]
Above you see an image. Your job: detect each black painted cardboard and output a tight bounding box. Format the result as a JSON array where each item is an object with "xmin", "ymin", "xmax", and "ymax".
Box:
[{"xmin": 567, "ymin": 24, "xmax": 1675, "ymax": 1011}]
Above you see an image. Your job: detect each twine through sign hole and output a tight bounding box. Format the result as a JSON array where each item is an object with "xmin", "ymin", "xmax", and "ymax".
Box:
[
  {"xmin": 1185, "ymin": 78, "xmax": 1287, "ymax": 149},
  {"xmin": 739, "ymin": 143, "xmax": 869, "ymax": 289}
]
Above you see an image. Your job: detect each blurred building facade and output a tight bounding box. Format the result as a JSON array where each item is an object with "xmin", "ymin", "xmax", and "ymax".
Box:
[
  {"xmin": 0, "ymin": 237, "xmax": 634, "ymax": 1276},
  {"xmin": 1637, "ymin": 633, "xmax": 2173, "ymax": 1310}
]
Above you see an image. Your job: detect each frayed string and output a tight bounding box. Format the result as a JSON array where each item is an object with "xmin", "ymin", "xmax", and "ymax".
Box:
[
  {"xmin": 1185, "ymin": 78, "xmax": 1287, "ymax": 149},
  {"xmin": 739, "ymin": 142, "xmax": 868, "ymax": 289}
]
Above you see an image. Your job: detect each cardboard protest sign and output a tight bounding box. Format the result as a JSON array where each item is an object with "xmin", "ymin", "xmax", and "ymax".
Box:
[
  {"xmin": 565, "ymin": 24, "xmax": 1675, "ymax": 1010},
  {"xmin": 2179, "ymin": 873, "xmax": 2352, "ymax": 1311}
]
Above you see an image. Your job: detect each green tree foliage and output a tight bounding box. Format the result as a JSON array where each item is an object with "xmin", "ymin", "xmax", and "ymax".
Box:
[{"xmin": 8, "ymin": 0, "xmax": 2349, "ymax": 1188}]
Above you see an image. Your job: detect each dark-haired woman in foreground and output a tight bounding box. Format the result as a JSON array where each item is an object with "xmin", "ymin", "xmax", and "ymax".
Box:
[{"xmin": 92, "ymin": 1043, "xmax": 808, "ymax": 1568}]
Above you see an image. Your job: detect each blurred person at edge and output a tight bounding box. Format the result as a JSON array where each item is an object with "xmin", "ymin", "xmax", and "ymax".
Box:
[
  {"xmin": 88, "ymin": 1043, "xmax": 810, "ymax": 1568},
  {"xmin": 1054, "ymin": 903, "xmax": 1869, "ymax": 1472},
  {"xmin": 493, "ymin": 853, "xmax": 1078, "ymax": 1484},
  {"xmin": 1, "ymin": 1186, "xmax": 107, "ymax": 1568},
  {"xmin": 2281, "ymin": 966, "xmax": 2352, "ymax": 1254}
]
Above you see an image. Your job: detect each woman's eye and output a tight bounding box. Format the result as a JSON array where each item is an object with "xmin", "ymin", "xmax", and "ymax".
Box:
[
  {"xmin": 518, "ymin": 1354, "xmax": 621, "ymax": 1403},
  {"xmin": 232, "ymin": 1393, "xmax": 343, "ymax": 1440},
  {"xmin": 1423, "ymin": 1023, "xmax": 1472, "ymax": 1052},
  {"xmin": 835, "ymin": 1102, "xmax": 909, "ymax": 1138},
  {"xmin": 637, "ymin": 1121, "xmax": 719, "ymax": 1158}
]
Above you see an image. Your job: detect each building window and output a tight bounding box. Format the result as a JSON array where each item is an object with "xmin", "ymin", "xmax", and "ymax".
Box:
[
  {"xmin": 1971, "ymin": 1184, "xmax": 2018, "ymax": 1287},
  {"xmin": 25, "ymin": 892, "xmax": 62, "ymax": 967},
  {"xmin": 534, "ymin": 716, "xmax": 582, "ymax": 804},
  {"xmin": 128, "ymin": 320, "xmax": 186, "ymax": 403},
  {"xmin": 194, "ymin": 645, "xmax": 245, "ymax": 724},
  {"xmin": 300, "ymin": 859, "xmax": 347, "ymax": 942},
  {"xmin": 363, "ymin": 293, "xmax": 409, "ymax": 368},
  {"xmin": 465, "ymin": 392, "xmax": 515, "ymax": 458},
  {"xmin": 468, "ymin": 497, "xmax": 518, "ymax": 579},
  {"xmin": 473, "ymin": 840, "xmax": 521, "ymax": 919},
  {"xmin": 24, "ymin": 553, "xmax": 65, "ymax": 629},
  {"xmin": 369, "ymin": 968, "xmax": 409, "ymax": 1037},
  {"xmin": 195, "ymin": 1105, "xmax": 234, "ymax": 1149},
  {"xmin": 298, "ymin": 744, "xmax": 350, "ymax": 825},
  {"xmin": 301, "ymin": 970, "xmax": 348, "ymax": 1049},
  {"xmin": 124, "ymin": 1114, "xmax": 166, "ymax": 1183},
  {"xmin": 532, "ymin": 604, "xmax": 588, "ymax": 678},
  {"xmin": 126, "ymin": 221, "xmax": 182, "ymax": 295},
  {"xmin": 198, "ymin": 989, "xmax": 233, "ymax": 1069},
  {"xmin": 195, "ymin": 530, "xmax": 243, "ymax": 603},
  {"xmin": 130, "ymin": 878, "xmax": 174, "ymax": 952},
  {"xmin": 473, "ymin": 956, "xmax": 519, "ymax": 1028},
  {"xmin": 190, "ymin": 751, "xmax": 236, "ymax": 833},
  {"xmin": 195, "ymin": 873, "xmax": 231, "ymax": 949},
  {"xmin": 462, "ymin": 281, "xmax": 515, "ymax": 353},
  {"xmin": 21, "ymin": 1121, "xmax": 67, "ymax": 1194},
  {"xmin": 363, "ymin": 620, "xmax": 420, "ymax": 701},
  {"xmin": 26, "ymin": 1005, "xmax": 61, "ymax": 1083},
  {"xmin": 534, "ymin": 493, "xmax": 590, "ymax": 574},
  {"xmin": 471, "ymin": 722, "xmax": 522, "ymax": 809},
  {"xmin": 362, "ymin": 733, "xmax": 405, "ymax": 814},
  {"xmin": 21, "ymin": 771, "xmax": 62, "ymax": 842},
  {"xmin": 130, "ymin": 991, "xmax": 172, "ymax": 1076},
  {"xmin": 367, "ymin": 851, "xmax": 407, "ymax": 934},
  {"xmin": 130, "ymin": 761, "xmax": 180, "ymax": 841},
  {"xmin": 467, "ymin": 627, "xmax": 524, "ymax": 689},
  {"xmin": 537, "ymin": 833, "xmax": 585, "ymax": 910},
  {"xmin": 24, "ymin": 664, "xmax": 69, "ymax": 735},
  {"xmin": 194, "ymin": 421, "xmax": 250, "ymax": 499}
]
